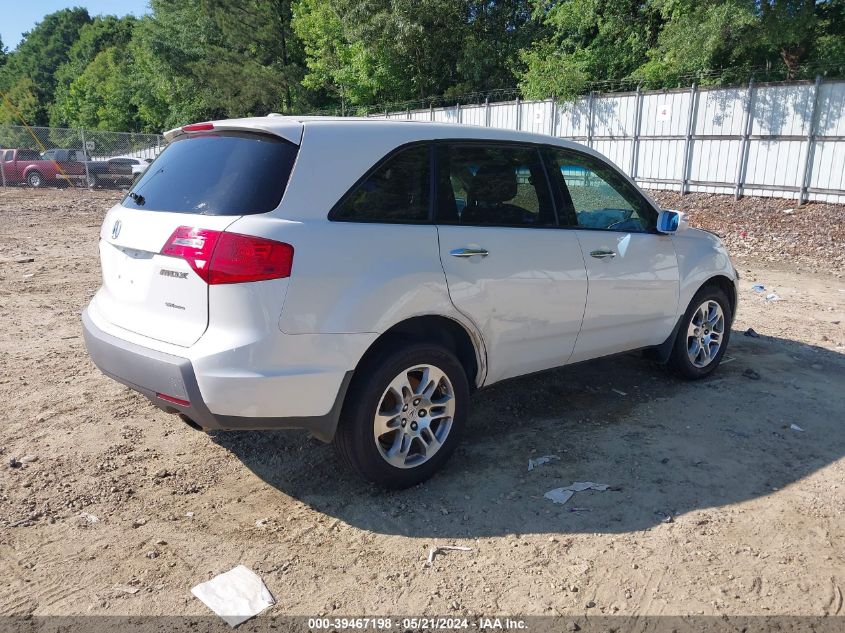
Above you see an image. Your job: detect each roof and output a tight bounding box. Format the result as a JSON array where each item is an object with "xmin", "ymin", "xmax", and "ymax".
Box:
[{"xmin": 164, "ymin": 115, "xmax": 585, "ymax": 150}]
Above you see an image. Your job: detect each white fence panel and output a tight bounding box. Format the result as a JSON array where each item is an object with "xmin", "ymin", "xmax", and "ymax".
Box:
[
  {"xmin": 372, "ymin": 78, "xmax": 845, "ymax": 204},
  {"xmin": 593, "ymin": 93, "xmax": 638, "ymax": 137},
  {"xmin": 488, "ymin": 102, "xmax": 517, "ymax": 129},
  {"xmin": 555, "ymin": 99, "xmax": 591, "ymax": 138},
  {"xmin": 696, "ymin": 87, "xmax": 746, "ymax": 136}
]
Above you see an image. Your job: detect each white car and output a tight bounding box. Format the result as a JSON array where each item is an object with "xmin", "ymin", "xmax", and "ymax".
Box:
[
  {"xmin": 107, "ymin": 156, "xmax": 153, "ymax": 176},
  {"xmin": 82, "ymin": 117, "xmax": 738, "ymax": 488}
]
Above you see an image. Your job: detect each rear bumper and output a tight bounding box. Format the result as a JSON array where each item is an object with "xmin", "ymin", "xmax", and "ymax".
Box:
[{"xmin": 81, "ymin": 309, "xmax": 350, "ymax": 442}]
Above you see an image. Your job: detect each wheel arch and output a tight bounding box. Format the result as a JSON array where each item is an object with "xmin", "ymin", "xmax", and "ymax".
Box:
[
  {"xmin": 701, "ymin": 274, "xmax": 737, "ymax": 318},
  {"xmin": 354, "ymin": 315, "xmax": 485, "ymax": 392},
  {"xmin": 651, "ymin": 275, "xmax": 737, "ymax": 364}
]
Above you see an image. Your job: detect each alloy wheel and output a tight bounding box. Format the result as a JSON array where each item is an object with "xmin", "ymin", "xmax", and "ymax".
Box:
[
  {"xmin": 686, "ymin": 300, "xmax": 725, "ymax": 368},
  {"xmin": 373, "ymin": 364, "xmax": 456, "ymax": 469}
]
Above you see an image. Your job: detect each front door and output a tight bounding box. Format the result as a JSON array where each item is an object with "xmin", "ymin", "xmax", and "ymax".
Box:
[
  {"xmin": 435, "ymin": 142, "xmax": 588, "ymax": 384},
  {"xmin": 544, "ymin": 148, "xmax": 679, "ymax": 363}
]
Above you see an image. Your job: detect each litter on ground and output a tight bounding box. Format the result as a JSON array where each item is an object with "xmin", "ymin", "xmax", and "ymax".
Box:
[
  {"xmin": 544, "ymin": 482, "xmax": 610, "ymax": 505},
  {"xmin": 612, "ymin": 389, "xmax": 627, "ymax": 396},
  {"xmin": 528, "ymin": 455, "xmax": 560, "ymax": 471},
  {"xmin": 191, "ymin": 565, "xmax": 275, "ymax": 628},
  {"xmin": 765, "ymin": 293, "xmax": 782, "ymax": 302},
  {"xmin": 752, "ymin": 284, "xmax": 766, "ymax": 292},
  {"xmin": 744, "ymin": 328, "xmax": 760, "ymax": 338},
  {"xmin": 790, "ymin": 424, "xmax": 805, "ymax": 432},
  {"xmin": 426, "ymin": 545, "xmax": 473, "ymax": 567},
  {"xmin": 77, "ymin": 511, "xmax": 99, "ymax": 524}
]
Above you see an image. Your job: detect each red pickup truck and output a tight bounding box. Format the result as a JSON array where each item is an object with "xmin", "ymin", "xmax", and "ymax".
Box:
[{"xmin": 0, "ymin": 148, "xmax": 86, "ymax": 187}]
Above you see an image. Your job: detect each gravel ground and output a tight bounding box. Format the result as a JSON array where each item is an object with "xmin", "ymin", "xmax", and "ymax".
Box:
[
  {"xmin": 1, "ymin": 187, "xmax": 844, "ymax": 624},
  {"xmin": 652, "ymin": 191, "xmax": 845, "ymax": 273}
]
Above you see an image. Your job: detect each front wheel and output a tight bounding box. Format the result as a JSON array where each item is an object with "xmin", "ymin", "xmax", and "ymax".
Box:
[
  {"xmin": 667, "ymin": 286, "xmax": 732, "ymax": 379},
  {"xmin": 86, "ymin": 174, "xmax": 99, "ymax": 188},
  {"xmin": 334, "ymin": 341, "xmax": 469, "ymax": 489}
]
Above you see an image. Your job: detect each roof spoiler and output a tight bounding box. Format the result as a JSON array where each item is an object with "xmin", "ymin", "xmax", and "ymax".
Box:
[{"xmin": 163, "ymin": 118, "xmax": 304, "ymax": 145}]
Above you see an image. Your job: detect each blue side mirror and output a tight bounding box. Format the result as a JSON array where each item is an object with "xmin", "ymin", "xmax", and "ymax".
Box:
[{"xmin": 657, "ymin": 209, "xmax": 686, "ymax": 234}]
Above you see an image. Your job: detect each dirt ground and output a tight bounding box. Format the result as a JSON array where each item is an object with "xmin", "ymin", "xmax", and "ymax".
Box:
[{"xmin": 1, "ymin": 188, "xmax": 844, "ymax": 623}]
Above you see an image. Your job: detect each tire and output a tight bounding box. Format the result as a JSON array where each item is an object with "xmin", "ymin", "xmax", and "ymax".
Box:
[
  {"xmin": 86, "ymin": 174, "xmax": 99, "ymax": 188},
  {"xmin": 667, "ymin": 285, "xmax": 732, "ymax": 379},
  {"xmin": 334, "ymin": 341, "xmax": 469, "ymax": 489},
  {"xmin": 27, "ymin": 171, "xmax": 44, "ymax": 188}
]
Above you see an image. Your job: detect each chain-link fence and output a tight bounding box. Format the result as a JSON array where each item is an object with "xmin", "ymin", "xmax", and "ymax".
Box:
[{"xmin": 0, "ymin": 125, "xmax": 164, "ymax": 189}]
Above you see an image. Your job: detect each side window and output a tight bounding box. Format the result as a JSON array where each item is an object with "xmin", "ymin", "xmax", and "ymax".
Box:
[
  {"xmin": 332, "ymin": 145, "xmax": 430, "ymax": 223},
  {"xmin": 436, "ymin": 144, "xmax": 554, "ymax": 227},
  {"xmin": 546, "ymin": 149, "xmax": 656, "ymax": 232}
]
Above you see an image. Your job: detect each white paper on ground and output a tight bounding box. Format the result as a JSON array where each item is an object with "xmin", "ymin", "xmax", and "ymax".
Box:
[
  {"xmin": 544, "ymin": 482, "xmax": 610, "ymax": 505},
  {"xmin": 544, "ymin": 489, "xmax": 575, "ymax": 504},
  {"xmin": 566, "ymin": 481, "xmax": 609, "ymax": 492},
  {"xmin": 528, "ymin": 455, "xmax": 560, "ymax": 471},
  {"xmin": 191, "ymin": 565, "xmax": 275, "ymax": 627}
]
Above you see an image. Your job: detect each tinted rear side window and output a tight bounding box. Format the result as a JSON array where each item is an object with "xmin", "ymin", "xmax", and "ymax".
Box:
[
  {"xmin": 123, "ymin": 132, "xmax": 298, "ymax": 215},
  {"xmin": 331, "ymin": 144, "xmax": 431, "ymax": 223}
]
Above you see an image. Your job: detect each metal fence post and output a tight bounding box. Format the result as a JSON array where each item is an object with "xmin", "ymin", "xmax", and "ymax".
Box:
[
  {"xmin": 485, "ymin": 97, "xmax": 491, "ymax": 127},
  {"xmin": 799, "ymin": 75, "xmax": 823, "ymax": 205},
  {"xmin": 629, "ymin": 86, "xmax": 643, "ymax": 179},
  {"xmin": 515, "ymin": 97, "xmax": 521, "ymax": 131},
  {"xmin": 0, "ymin": 156, "xmax": 5, "ymax": 188},
  {"xmin": 80, "ymin": 128, "xmax": 90, "ymax": 188},
  {"xmin": 456, "ymin": 102, "xmax": 462, "ymax": 124},
  {"xmin": 587, "ymin": 92, "xmax": 594, "ymax": 148},
  {"xmin": 735, "ymin": 78, "xmax": 755, "ymax": 199},
  {"xmin": 407, "ymin": 107, "xmax": 411, "ymax": 120},
  {"xmin": 681, "ymin": 83, "xmax": 699, "ymax": 195},
  {"xmin": 430, "ymin": 102, "xmax": 434, "ymax": 121},
  {"xmin": 549, "ymin": 97, "xmax": 557, "ymax": 137}
]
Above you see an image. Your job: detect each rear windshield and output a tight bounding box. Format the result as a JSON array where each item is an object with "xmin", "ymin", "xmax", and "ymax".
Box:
[{"xmin": 122, "ymin": 131, "xmax": 298, "ymax": 215}]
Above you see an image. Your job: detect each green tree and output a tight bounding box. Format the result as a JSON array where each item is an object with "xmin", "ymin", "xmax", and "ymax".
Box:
[
  {"xmin": 0, "ymin": 77, "xmax": 40, "ymax": 125},
  {"xmin": 50, "ymin": 15, "xmax": 137, "ymax": 126},
  {"xmin": 631, "ymin": 0, "xmax": 759, "ymax": 88},
  {"xmin": 0, "ymin": 8, "xmax": 91, "ymax": 124},
  {"xmin": 519, "ymin": 0, "xmax": 661, "ymax": 99},
  {"xmin": 294, "ymin": 0, "xmax": 537, "ymax": 109},
  {"xmin": 132, "ymin": 0, "xmax": 308, "ymax": 128},
  {"xmin": 59, "ymin": 47, "xmax": 142, "ymax": 130},
  {"xmin": 203, "ymin": 0, "xmax": 306, "ymax": 113}
]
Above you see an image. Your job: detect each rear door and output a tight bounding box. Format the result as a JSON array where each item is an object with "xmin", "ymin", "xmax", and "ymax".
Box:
[
  {"xmin": 94, "ymin": 129, "xmax": 299, "ymax": 347},
  {"xmin": 435, "ymin": 142, "xmax": 588, "ymax": 383},
  {"xmin": 544, "ymin": 148, "xmax": 679, "ymax": 362}
]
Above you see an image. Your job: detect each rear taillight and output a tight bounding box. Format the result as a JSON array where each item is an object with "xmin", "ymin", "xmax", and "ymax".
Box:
[{"xmin": 160, "ymin": 226, "xmax": 293, "ymax": 284}]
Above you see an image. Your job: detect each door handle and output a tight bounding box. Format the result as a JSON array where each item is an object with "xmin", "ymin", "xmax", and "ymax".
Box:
[
  {"xmin": 450, "ymin": 247, "xmax": 489, "ymax": 258},
  {"xmin": 590, "ymin": 249, "xmax": 616, "ymax": 259}
]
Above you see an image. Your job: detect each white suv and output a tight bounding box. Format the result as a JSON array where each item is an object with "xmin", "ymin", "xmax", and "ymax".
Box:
[{"xmin": 83, "ymin": 116, "xmax": 738, "ymax": 488}]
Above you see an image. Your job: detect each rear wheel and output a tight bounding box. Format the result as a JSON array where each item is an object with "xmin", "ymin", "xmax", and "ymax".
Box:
[
  {"xmin": 27, "ymin": 171, "xmax": 44, "ymax": 188},
  {"xmin": 86, "ymin": 174, "xmax": 99, "ymax": 188},
  {"xmin": 668, "ymin": 285, "xmax": 732, "ymax": 379},
  {"xmin": 334, "ymin": 341, "xmax": 469, "ymax": 488}
]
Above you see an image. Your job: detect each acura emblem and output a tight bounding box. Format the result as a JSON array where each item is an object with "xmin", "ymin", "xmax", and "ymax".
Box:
[{"xmin": 111, "ymin": 219, "xmax": 122, "ymax": 239}]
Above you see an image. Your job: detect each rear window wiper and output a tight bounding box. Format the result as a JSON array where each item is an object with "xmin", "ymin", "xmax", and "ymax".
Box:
[{"xmin": 128, "ymin": 192, "xmax": 145, "ymax": 205}]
